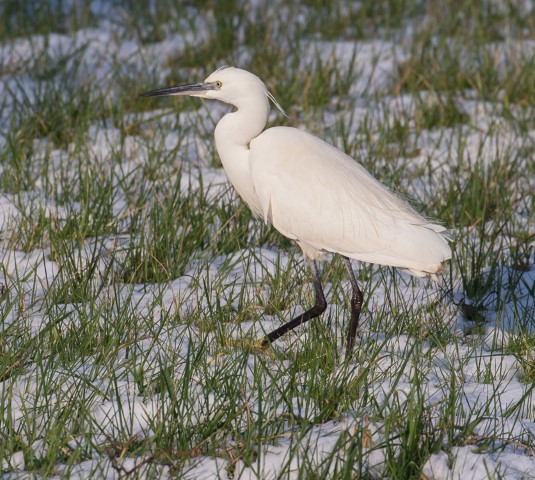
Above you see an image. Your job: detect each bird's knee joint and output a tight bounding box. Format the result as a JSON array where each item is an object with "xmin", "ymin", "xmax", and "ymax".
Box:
[{"xmin": 315, "ymin": 297, "xmax": 327, "ymax": 314}]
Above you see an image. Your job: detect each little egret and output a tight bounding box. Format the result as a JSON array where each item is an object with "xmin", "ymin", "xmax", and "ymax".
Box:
[{"xmin": 141, "ymin": 67, "xmax": 451, "ymax": 354}]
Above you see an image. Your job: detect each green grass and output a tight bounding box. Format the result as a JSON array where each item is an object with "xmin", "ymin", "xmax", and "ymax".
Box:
[
  {"xmin": 0, "ymin": 0, "xmax": 96, "ymax": 40},
  {"xmin": 1, "ymin": 0, "xmax": 534, "ymax": 478}
]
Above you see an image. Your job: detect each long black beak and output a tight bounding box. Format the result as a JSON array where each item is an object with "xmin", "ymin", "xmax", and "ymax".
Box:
[{"xmin": 140, "ymin": 82, "xmax": 216, "ymax": 97}]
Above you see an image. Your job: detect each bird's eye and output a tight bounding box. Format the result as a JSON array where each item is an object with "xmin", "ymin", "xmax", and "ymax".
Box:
[{"xmin": 215, "ymin": 81, "xmax": 222, "ymax": 89}]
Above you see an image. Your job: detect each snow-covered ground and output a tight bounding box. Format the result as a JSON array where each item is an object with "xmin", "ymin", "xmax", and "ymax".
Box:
[{"xmin": 1, "ymin": 2, "xmax": 534, "ymax": 478}]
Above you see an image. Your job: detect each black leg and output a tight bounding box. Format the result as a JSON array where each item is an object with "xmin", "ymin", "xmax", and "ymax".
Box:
[
  {"xmin": 342, "ymin": 256, "xmax": 363, "ymax": 355},
  {"xmin": 261, "ymin": 260, "xmax": 327, "ymax": 346}
]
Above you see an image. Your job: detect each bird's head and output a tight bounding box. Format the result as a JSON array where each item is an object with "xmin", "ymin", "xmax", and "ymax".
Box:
[{"xmin": 140, "ymin": 66, "xmax": 286, "ymax": 115}]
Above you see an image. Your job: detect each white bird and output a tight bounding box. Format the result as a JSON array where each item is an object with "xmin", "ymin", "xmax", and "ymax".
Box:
[{"xmin": 141, "ymin": 67, "xmax": 451, "ymax": 354}]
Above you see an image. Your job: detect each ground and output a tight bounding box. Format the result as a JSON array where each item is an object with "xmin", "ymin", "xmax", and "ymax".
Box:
[{"xmin": 0, "ymin": 1, "xmax": 534, "ymax": 478}]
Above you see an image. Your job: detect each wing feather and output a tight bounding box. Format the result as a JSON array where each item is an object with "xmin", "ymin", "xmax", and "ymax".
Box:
[{"xmin": 249, "ymin": 126, "xmax": 451, "ymax": 273}]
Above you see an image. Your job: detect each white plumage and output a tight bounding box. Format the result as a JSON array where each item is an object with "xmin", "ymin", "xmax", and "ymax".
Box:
[
  {"xmin": 141, "ymin": 66, "xmax": 452, "ymax": 353},
  {"xmin": 250, "ymin": 127, "xmax": 450, "ymax": 278}
]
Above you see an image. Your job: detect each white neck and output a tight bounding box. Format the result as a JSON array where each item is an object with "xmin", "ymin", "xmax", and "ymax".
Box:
[{"xmin": 214, "ymin": 97, "xmax": 269, "ymax": 215}]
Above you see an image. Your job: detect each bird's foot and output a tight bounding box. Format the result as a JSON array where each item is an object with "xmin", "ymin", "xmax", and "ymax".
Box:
[
  {"xmin": 223, "ymin": 337, "xmax": 273, "ymax": 355},
  {"xmin": 253, "ymin": 337, "xmax": 272, "ymax": 353}
]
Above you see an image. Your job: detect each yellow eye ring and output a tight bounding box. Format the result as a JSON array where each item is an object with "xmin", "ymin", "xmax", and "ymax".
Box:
[{"xmin": 215, "ymin": 81, "xmax": 222, "ymax": 89}]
